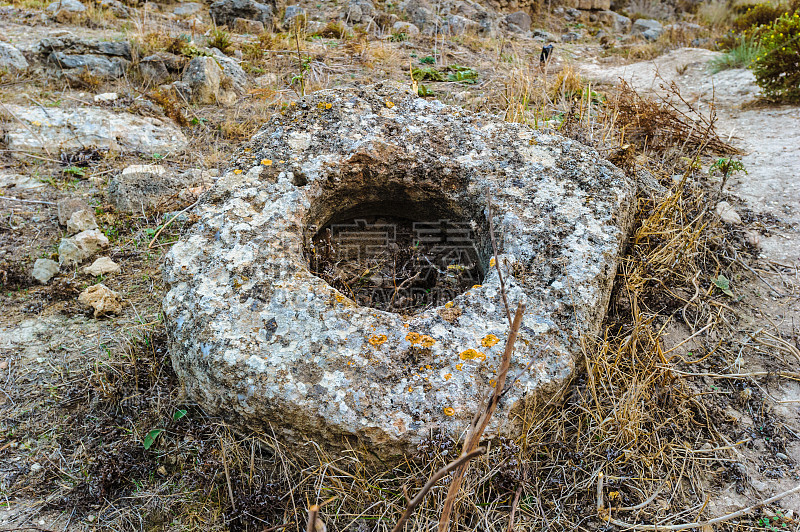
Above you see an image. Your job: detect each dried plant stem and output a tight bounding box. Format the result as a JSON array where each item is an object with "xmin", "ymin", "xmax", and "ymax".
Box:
[
  {"xmin": 305, "ymin": 504, "xmax": 319, "ymax": 532},
  {"xmin": 487, "ymin": 188, "xmax": 512, "ymax": 327},
  {"xmin": 437, "ymin": 303, "xmax": 525, "ymax": 532},
  {"xmin": 219, "ymin": 436, "xmax": 236, "ymax": 513},
  {"xmin": 507, "ymin": 485, "xmax": 523, "ymax": 532},
  {"xmin": 147, "ymin": 197, "xmax": 201, "ymax": 249},
  {"xmin": 390, "ymin": 448, "xmax": 486, "ymax": 532},
  {"xmin": 606, "ymin": 483, "xmax": 800, "ymax": 530}
]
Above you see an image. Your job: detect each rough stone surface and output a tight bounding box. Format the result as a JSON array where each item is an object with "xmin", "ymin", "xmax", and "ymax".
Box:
[
  {"xmin": 78, "ymin": 284, "xmax": 122, "ymax": 317},
  {"xmin": 83, "ymin": 257, "xmax": 121, "ymax": 276},
  {"xmin": 1, "ymin": 105, "xmax": 187, "ymax": 156},
  {"xmin": 66, "ymin": 208, "xmax": 98, "ymax": 234},
  {"xmin": 108, "ymin": 164, "xmax": 198, "ymax": 213},
  {"xmin": 0, "ymin": 42, "xmax": 29, "ymax": 72},
  {"xmin": 569, "ymin": 0, "xmax": 610, "ymax": 9},
  {"xmin": 57, "ymin": 197, "xmax": 90, "ymax": 226},
  {"xmin": 182, "ymin": 56, "xmax": 237, "ymax": 105},
  {"xmin": 35, "ymin": 37, "xmax": 132, "ymax": 82},
  {"xmin": 139, "ymin": 52, "xmax": 185, "ymax": 84},
  {"xmin": 174, "ymin": 2, "xmax": 203, "ymax": 17},
  {"xmin": 58, "ymin": 229, "xmax": 109, "ymax": 267},
  {"xmin": 392, "ymin": 21, "xmax": 420, "ymax": 36},
  {"xmin": 209, "ymin": 0, "xmax": 274, "ymax": 27},
  {"xmin": 504, "ymin": 11, "xmax": 531, "ymax": 32},
  {"xmin": 716, "ymin": 201, "xmax": 743, "ymax": 225},
  {"xmin": 444, "ymin": 14, "xmax": 479, "ymax": 35},
  {"xmin": 163, "ymin": 82, "xmax": 635, "ymax": 459},
  {"xmin": 632, "ymin": 18, "xmax": 663, "ymax": 40},
  {"xmin": 32, "ymin": 259, "xmax": 59, "ymax": 284},
  {"xmin": 46, "ymin": 0, "xmax": 86, "ymax": 14},
  {"xmin": 210, "ymin": 49, "xmax": 248, "ymax": 94},
  {"xmin": 283, "ymin": 4, "xmax": 307, "ymax": 25},
  {"xmin": 99, "ymin": 0, "xmax": 130, "ymax": 17},
  {"xmin": 597, "ymin": 10, "xmax": 630, "ymax": 32}
]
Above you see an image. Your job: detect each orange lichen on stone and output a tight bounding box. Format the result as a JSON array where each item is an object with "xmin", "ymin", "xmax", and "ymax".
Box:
[
  {"xmin": 489, "ymin": 257, "xmax": 496, "ymax": 267},
  {"xmin": 459, "ymin": 348, "xmax": 486, "ymax": 361},
  {"xmin": 444, "ymin": 301, "xmax": 454, "ymax": 308},
  {"xmin": 444, "ymin": 373, "xmax": 452, "ymax": 380},
  {"xmin": 368, "ymin": 334, "xmax": 387, "ymax": 347},
  {"xmin": 443, "ymin": 407, "xmax": 455, "ymax": 416},
  {"xmin": 261, "ymin": 159, "xmax": 272, "ymax": 166},
  {"xmin": 481, "ymin": 334, "xmax": 500, "ymax": 348},
  {"xmin": 386, "ymin": 101, "xmax": 395, "ymax": 108},
  {"xmin": 456, "ymin": 363, "xmax": 463, "ymax": 371},
  {"xmin": 472, "ymin": 284, "xmax": 482, "ymax": 289},
  {"xmin": 419, "ymin": 335, "xmax": 436, "ymax": 348},
  {"xmin": 406, "ymin": 332, "xmax": 422, "ymax": 344},
  {"xmin": 233, "ymin": 169, "xmax": 242, "ymax": 174}
]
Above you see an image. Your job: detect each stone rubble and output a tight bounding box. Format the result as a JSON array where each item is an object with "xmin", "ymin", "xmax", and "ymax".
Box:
[
  {"xmin": 78, "ymin": 284, "xmax": 122, "ymax": 317},
  {"xmin": 31, "ymin": 259, "xmax": 60, "ymax": 284}
]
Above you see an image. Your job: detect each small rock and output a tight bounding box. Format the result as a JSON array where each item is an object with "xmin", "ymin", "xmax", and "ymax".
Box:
[
  {"xmin": 392, "ymin": 21, "xmax": 420, "ymax": 37},
  {"xmin": 109, "ymin": 165, "xmax": 196, "ymax": 213},
  {"xmin": 233, "ymin": 17, "xmax": 265, "ymax": 33},
  {"xmin": 210, "ymin": 49, "xmax": 248, "ymax": 94},
  {"xmin": 0, "ymin": 42, "xmax": 29, "ymax": 73},
  {"xmin": 57, "ymin": 197, "xmax": 90, "ymax": 226},
  {"xmin": 32, "ymin": 259, "xmax": 60, "ymax": 284},
  {"xmin": 58, "ymin": 238, "xmax": 87, "ymax": 267},
  {"xmin": 83, "ymin": 257, "xmax": 120, "ymax": 276},
  {"xmin": 46, "ymin": 0, "xmax": 86, "ymax": 14},
  {"xmin": 174, "ymin": 2, "xmax": 203, "ymax": 17},
  {"xmin": 209, "ymin": 0, "xmax": 273, "ymax": 27},
  {"xmin": 444, "ymin": 14, "xmax": 479, "ymax": 36},
  {"xmin": 139, "ymin": 52, "xmax": 185, "ymax": 84},
  {"xmin": 561, "ymin": 31, "xmax": 581, "ymax": 42},
  {"xmin": 67, "ymin": 209, "xmax": 98, "ymax": 234},
  {"xmin": 744, "ymin": 230, "xmax": 761, "ymax": 248},
  {"xmin": 632, "ymin": 19, "xmax": 663, "ymax": 40},
  {"xmin": 344, "ymin": 0, "xmax": 375, "ymax": 23},
  {"xmin": 99, "ymin": 0, "xmax": 130, "ymax": 17},
  {"xmin": 283, "ymin": 5, "xmax": 306, "ymax": 25},
  {"xmin": 183, "ymin": 56, "xmax": 225, "ymax": 104},
  {"xmin": 776, "ymin": 452, "xmax": 789, "ymax": 461},
  {"xmin": 504, "ymin": 11, "xmax": 531, "ymax": 32},
  {"xmin": 79, "ymin": 284, "xmax": 122, "ymax": 317},
  {"xmin": 716, "ymin": 201, "xmax": 743, "ymax": 225},
  {"xmin": 94, "ymin": 92, "xmax": 118, "ymax": 102},
  {"xmin": 597, "ymin": 10, "xmax": 631, "ymax": 33},
  {"xmin": 48, "ymin": 51, "xmax": 129, "ymax": 81},
  {"xmin": 74, "ymin": 229, "xmax": 110, "ymax": 256},
  {"xmin": 2, "ymin": 105, "xmax": 187, "ymax": 156},
  {"xmin": 30, "ymin": 462, "xmax": 43, "ymax": 473}
]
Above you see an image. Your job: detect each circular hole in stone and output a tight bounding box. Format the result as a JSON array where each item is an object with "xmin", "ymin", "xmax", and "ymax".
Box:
[{"xmin": 305, "ymin": 191, "xmax": 490, "ymax": 315}]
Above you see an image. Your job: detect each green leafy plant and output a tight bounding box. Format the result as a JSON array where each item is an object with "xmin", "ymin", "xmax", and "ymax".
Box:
[
  {"xmin": 709, "ymin": 157, "xmax": 746, "ymax": 191},
  {"xmin": 419, "ymin": 55, "xmax": 435, "ymax": 64},
  {"xmin": 712, "ymin": 274, "xmax": 734, "ymax": 297},
  {"xmin": 208, "ymin": 28, "xmax": 233, "ymax": 53},
  {"xmin": 447, "ymin": 65, "xmax": 478, "ymax": 83},
  {"xmin": 62, "ymin": 166, "xmax": 86, "ymax": 178},
  {"xmin": 417, "ymin": 83, "xmax": 434, "ymax": 96},
  {"xmin": 751, "ymin": 10, "xmax": 800, "ymax": 101},
  {"xmin": 143, "ymin": 428, "xmax": 163, "ymax": 450},
  {"xmin": 412, "ymin": 66, "xmax": 446, "ymax": 81}
]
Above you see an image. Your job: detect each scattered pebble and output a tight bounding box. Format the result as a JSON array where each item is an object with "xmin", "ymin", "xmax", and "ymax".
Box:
[
  {"xmin": 32, "ymin": 258, "xmax": 60, "ymax": 284},
  {"xmin": 83, "ymin": 256, "xmax": 121, "ymax": 276},
  {"xmin": 78, "ymin": 284, "xmax": 122, "ymax": 317},
  {"xmin": 716, "ymin": 201, "xmax": 743, "ymax": 225}
]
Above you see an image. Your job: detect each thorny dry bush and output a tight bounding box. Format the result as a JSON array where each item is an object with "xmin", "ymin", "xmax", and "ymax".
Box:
[{"xmin": 3, "ymin": 71, "xmax": 799, "ymax": 531}]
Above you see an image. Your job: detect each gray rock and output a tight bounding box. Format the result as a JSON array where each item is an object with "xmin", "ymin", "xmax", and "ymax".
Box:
[
  {"xmin": 139, "ymin": 52, "xmax": 184, "ymax": 84},
  {"xmin": 163, "ymin": 81, "xmax": 635, "ymax": 460},
  {"xmin": 58, "ymin": 238, "xmax": 84, "ymax": 267},
  {"xmin": 561, "ymin": 31, "xmax": 581, "ymax": 42},
  {"xmin": 67, "ymin": 209, "xmax": 98, "ymax": 234},
  {"xmin": 83, "ymin": 256, "xmax": 120, "ymax": 276},
  {"xmin": 716, "ymin": 201, "xmax": 743, "ymax": 225},
  {"xmin": 174, "ymin": 2, "xmax": 203, "ymax": 17},
  {"xmin": 78, "ymin": 284, "xmax": 121, "ymax": 317},
  {"xmin": 183, "ymin": 56, "xmax": 229, "ymax": 105},
  {"xmin": 632, "ymin": 18, "xmax": 663, "ymax": 40},
  {"xmin": 597, "ymin": 10, "xmax": 630, "ymax": 32},
  {"xmin": 49, "ymin": 51, "xmax": 129, "ymax": 79},
  {"xmin": 99, "ymin": 0, "xmax": 130, "ymax": 17},
  {"xmin": 32, "ymin": 259, "xmax": 59, "ymax": 284},
  {"xmin": 35, "ymin": 37, "xmax": 131, "ymax": 59},
  {"xmin": 283, "ymin": 4, "xmax": 306, "ymax": 25},
  {"xmin": 444, "ymin": 14, "xmax": 479, "ymax": 35},
  {"xmin": 108, "ymin": 164, "xmax": 196, "ymax": 213},
  {"xmin": 1, "ymin": 105, "xmax": 187, "ymax": 156},
  {"xmin": 344, "ymin": 0, "xmax": 374, "ymax": 23},
  {"xmin": 73, "ymin": 229, "xmax": 109, "ymax": 255},
  {"xmin": 209, "ymin": 0, "xmax": 274, "ymax": 27},
  {"xmin": 504, "ymin": 11, "xmax": 531, "ymax": 32},
  {"xmin": 401, "ymin": 0, "xmax": 441, "ymax": 32},
  {"xmin": 210, "ymin": 49, "xmax": 248, "ymax": 94},
  {"xmin": 57, "ymin": 197, "xmax": 90, "ymax": 226},
  {"xmin": 533, "ymin": 29, "xmax": 556, "ymax": 41},
  {"xmin": 46, "ymin": 0, "xmax": 86, "ymax": 14},
  {"xmin": 392, "ymin": 21, "xmax": 420, "ymax": 37},
  {"xmin": 0, "ymin": 42, "xmax": 29, "ymax": 73}
]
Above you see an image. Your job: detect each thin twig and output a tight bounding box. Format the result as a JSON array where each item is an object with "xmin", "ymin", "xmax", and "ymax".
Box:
[
  {"xmin": 0, "ymin": 196, "xmax": 56, "ymax": 206},
  {"xmin": 506, "ymin": 485, "xmax": 523, "ymax": 532},
  {"xmin": 487, "ymin": 187, "xmax": 512, "ymax": 327},
  {"xmin": 147, "ymin": 197, "xmax": 201, "ymax": 249},
  {"xmin": 219, "ymin": 437, "xmax": 236, "ymax": 513},
  {"xmin": 390, "ymin": 448, "xmax": 486, "ymax": 532}
]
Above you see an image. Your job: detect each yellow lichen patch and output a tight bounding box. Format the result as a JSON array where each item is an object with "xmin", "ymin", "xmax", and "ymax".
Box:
[
  {"xmin": 443, "ymin": 373, "xmax": 452, "ymax": 381},
  {"xmin": 443, "ymin": 407, "xmax": 455, "ymax": 416},
  {"xmin": 425, "ymin": 364, "xmax": 431, "ymax": 370},
  {"xmin": 481, "ymin": 334, "xmax": 500, "ymax": 348},
  {"xmin": 233, "ymin": 169, "xmax": 242, "ymax": 174},
  {"xmin": 335, "ymin": 294, "xmax": 344, "ymax": 303},
  {"xmin": 385, "ymin": 100, "xmax": 395, "ymax": 108},
  {"xmin": 472, "ymin": 284, "xmax": 482, "ymax": 289},
  {"xmin": 261, "ymin": 159, "xmax": 272, "ymax": 166},
  {"xmin": 408, "ymin": 386, "xmax": 413, "ymax": 393},
  {"xmin": 405, "ymin": 332, "xmax": 422, "ymax": 344},
  {"xmin": 368, "ymin": 334, "xmax": 387, "ymax": 347},
  {"xmin": 459, "ymin": 348, "xmax": 482, "ymax": 360},
  {"xmin": 444, "ymin": 301, "xmax": 454, "ymax": 308},
  {"xmin": 456, "ymin": 363, "xmax": 463, "ymax": 371},
  {"xmin": 419, "ymin": 335, "xmax": 436, "ymax": 348},
  {"xmin": 490, "ymin": 258, "xmax": 496, "ymax": 268}
]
